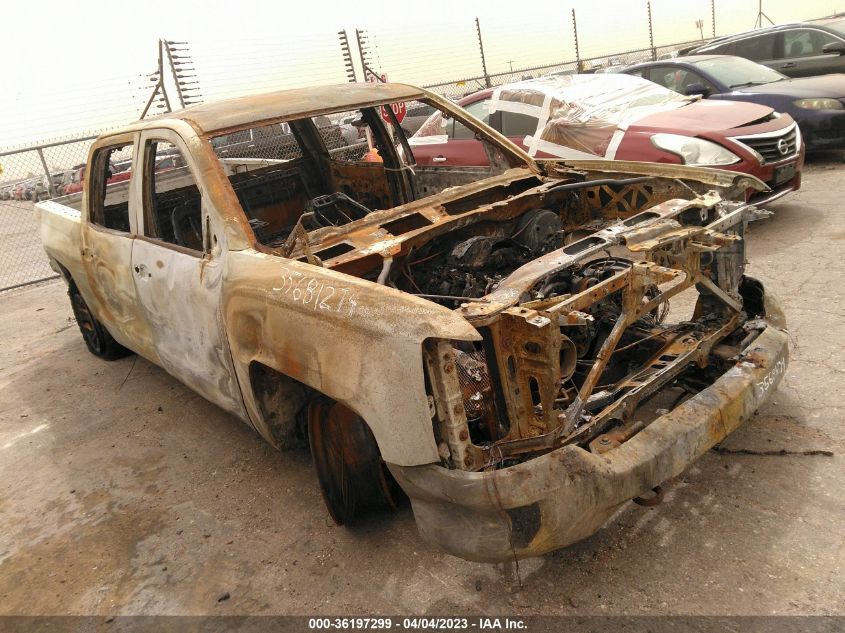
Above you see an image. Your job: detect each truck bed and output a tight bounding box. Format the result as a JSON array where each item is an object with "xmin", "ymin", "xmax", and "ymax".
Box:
[{"xmin": 35, "ymin": 196, "xmax": 82, "ymax": 279}]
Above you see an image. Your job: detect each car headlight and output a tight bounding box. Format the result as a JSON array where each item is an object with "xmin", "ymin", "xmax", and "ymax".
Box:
[
  {"xmin": 793, "ymin": 98, "xmax": 844, "ymax": 110},
  {"xmin": 650, "ymin": 133, "xmax": 740, "ymax": 166}
]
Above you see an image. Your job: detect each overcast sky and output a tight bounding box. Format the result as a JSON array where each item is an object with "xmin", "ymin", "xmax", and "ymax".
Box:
[{"xmin": 0, "ymin": 0, "xmax": 839, "ymax": 153}]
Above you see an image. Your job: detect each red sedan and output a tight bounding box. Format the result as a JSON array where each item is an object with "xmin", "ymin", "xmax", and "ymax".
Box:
[
  {"xmin": 411, "ymin": 74, "xmax": 803, "ymax": 204},
  {"xmin": 63, "ymin": 163, "xmax": 132, "ymax": 195}
]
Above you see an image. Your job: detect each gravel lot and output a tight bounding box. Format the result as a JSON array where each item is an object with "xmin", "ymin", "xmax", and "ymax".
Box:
[{"xmin": 0, "ymin": 155, "xmax": 843, "ymax": 617}]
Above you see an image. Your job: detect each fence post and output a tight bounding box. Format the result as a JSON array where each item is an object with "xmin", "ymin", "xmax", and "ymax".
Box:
[
  {"xmin": 711, "ymin": 0, "xmax": 716, "ymax": 36},
  {"xmin": 165, "ymin": 41, "xmax": 202, "ymax": 107},
  {"xmin": 35, "ymin": 148, "xmax": 56, "ymax": 199},
  {"xmin": 572, "ymin": 9, "xmax": 582, "ymax": 72},
  {"xmin": 164, "ymin": 40, "xmax": 186, "ymax": 109},
  {"xmin": 475, "ymin": 17, "xmax": 492, "ymax": 88},
  {"xmin": 355, "ymin": 29, "xmax": 375, "ymax": 80},
  {"xmin": 140, "ymin": 39, "xmax": 171, "ymax": 119},
  {"xmin": 338, "ymin": 30, "xmax": 358, "ymax": 82},
  {"xmin": 647, "ymin": 1, "xmax": 656, "ymax": 61},
  {"xmin": 754, "ymin": 1, "xmax": 774, "ymax": 29}
]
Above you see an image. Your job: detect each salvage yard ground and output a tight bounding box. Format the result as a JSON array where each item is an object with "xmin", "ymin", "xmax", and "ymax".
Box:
[{"xmin": 0, "ymin": 155, "xmax": 843, "ymax": 615}]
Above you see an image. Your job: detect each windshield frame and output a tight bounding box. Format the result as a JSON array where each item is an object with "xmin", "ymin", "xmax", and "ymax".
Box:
[
  {"xmin": 205, "ymin": 93, "xmax": 536, "ymax": 176},
  {"xmin": 201, "ymin": 92, "xmax": 539, "ymax": 252}
]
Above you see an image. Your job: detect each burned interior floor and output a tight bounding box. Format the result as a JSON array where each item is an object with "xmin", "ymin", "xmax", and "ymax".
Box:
[{"xmin": 0, "ymin": 156, "xmax": 842, "ymax": 613}]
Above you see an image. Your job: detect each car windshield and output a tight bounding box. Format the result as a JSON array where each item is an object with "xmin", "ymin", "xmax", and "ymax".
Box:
[{"xmin": 693, "ymin": 56, "xmax": 786, "ymax": 88}]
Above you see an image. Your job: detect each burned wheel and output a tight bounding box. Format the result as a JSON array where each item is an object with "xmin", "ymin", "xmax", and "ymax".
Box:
[
  {"xmin": 68, "ymin": 285, "xmax": 131, "ymax": 360},
  {"xmin": 307, "ymin": 399, "xmax": 405, "ymax": 525}
]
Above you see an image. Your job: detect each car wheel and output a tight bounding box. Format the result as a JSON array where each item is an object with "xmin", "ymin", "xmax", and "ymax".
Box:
[
  {"xmin": 68, "ymin": 284, "xmax": 132, "ymax": 360},
  {"xmin": 307, "ymin": 398, "xmax": 406, "ymax": 525}
]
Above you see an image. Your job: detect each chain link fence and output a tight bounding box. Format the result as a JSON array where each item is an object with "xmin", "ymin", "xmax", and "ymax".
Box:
[
  {"xmin": 421, "ymin": 39, "xmax": 703, "ymax": 101},
  {"xmin": 0, "ymin": 138, "xmax": 96, "ymax": 291}
]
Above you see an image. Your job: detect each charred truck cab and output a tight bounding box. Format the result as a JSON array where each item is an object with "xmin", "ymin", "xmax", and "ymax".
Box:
[{"xmin": 36, "ymin": 83, "xmax": 788, "ymax": 562}]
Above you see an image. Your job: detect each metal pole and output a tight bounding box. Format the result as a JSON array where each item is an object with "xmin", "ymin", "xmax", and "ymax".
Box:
[
  {"xmin": 165, "ymin": 40, "xmax": 202, "ymax": 106},
  {"xmin": 711, "ymin": 0, "xmax": 716, "ymax": 36},
  {"xmin": 355, "ymin": 29, "xmax": 374, "ymax": 80},
  {"xmin": 754, "ymin": 0, "xmax": 773, "ymax": 28},
  {"xmin": 140, "ymin": 87, "xmax": 155, "ymax": 119},
  {"xmin": 755, "ymin": 0, "xmax": 774, "ymax": 28},
  {"xmin": 647, "ymin": 1, "xmax": 656, "ymax": 61},
  {"xmin": 158, "ymin": 40, "xmax": 172, "ymax": 112},
  {"xmin": 139, "ymin": 77, "xmax": 161, "ymax": 119},
  {"xmin": 572, "ymin": 8, "xmax": 582, "ymax": 72},
  {"xmin": 338, "ymin": 30, "xmax": 357, "ymax": 82},
  {"xmin": 36, "ymin": 148, "xmax": 57, "ymax": 199},
  {"xmin": 164, "ymin": 40, "xmax": 186, "ymax": 109},
  {"xmin": 475, "ymin": 17, "xmax": 492, "ymax": 87},
  {"xmin": 140, "ymin": 40, "xmax": 169, "ymax": 118}
]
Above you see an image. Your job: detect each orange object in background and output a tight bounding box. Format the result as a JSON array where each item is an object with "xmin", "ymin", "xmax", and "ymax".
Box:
[{"xmin": 363, "ymin": 147, "xmax": 383, "ymax": 163}]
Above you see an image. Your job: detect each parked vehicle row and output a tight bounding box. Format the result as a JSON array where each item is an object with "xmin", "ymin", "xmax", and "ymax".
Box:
[
  {"xmin": 687, "ymin": 15, "xmax": 845, "ymax": 78},
  {"xmin": 624, "ymin": 55, "xmax": 845, "ymax": 151},
  {"xmin": 411, "ymin": 73, "xmax": 804, "ymax": 205},
  {"xmin": 407, "ymin": 17, "xmax": 845, "ymax": 206},
  {"xmin": 587, "ymin": 16, "xmax": 845, "ymax": 154},
  {"xmin": 1, "ymin": 175, "xmax": 62, "ymax": 201}
]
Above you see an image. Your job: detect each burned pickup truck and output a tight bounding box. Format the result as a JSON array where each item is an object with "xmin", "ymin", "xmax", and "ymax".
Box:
[{"xmin": 36, "ymin": 83, "xmax": 788, "ymax": 562}]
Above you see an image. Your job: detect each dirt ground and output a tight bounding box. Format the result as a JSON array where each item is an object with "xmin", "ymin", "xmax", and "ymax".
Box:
[{"xmin": 0, "ymin": 156, "xmax": 843, "ymax": 617}]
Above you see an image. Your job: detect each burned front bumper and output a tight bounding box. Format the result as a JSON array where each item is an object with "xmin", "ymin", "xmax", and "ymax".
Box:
[{"xmin": 389, "ymin": 294, "xmax": 788, "ymax": 563}]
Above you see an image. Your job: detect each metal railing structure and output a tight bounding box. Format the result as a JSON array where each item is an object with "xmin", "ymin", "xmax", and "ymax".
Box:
[{"xmin": 415, "ymin": 39, "xmax": 704, "ymax": 101}]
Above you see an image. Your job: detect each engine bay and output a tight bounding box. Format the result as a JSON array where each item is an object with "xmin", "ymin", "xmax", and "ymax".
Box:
[
  {"xmin": 251, "ymin": 165, "xmax": 770, "ymax": 473},
  {"xmin": 386, "ymin": 179, "xmax": 767, "ymax": 473},
  {"xmin": 208, "ymin": 97, "xmax": 769, "ymax": 476}
]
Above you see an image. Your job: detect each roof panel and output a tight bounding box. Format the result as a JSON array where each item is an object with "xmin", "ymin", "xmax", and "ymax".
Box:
[{"xmin": 145, "ymin": 83, "xmax": 426, "ymax": 134}]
